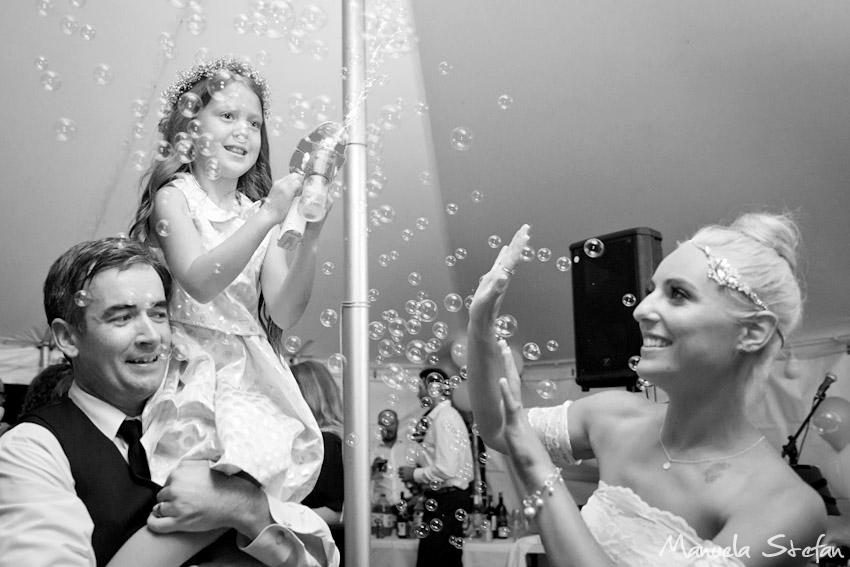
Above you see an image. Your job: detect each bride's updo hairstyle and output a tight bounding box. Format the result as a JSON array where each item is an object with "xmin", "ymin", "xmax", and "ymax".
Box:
[{"xmin": 689, "ymin": 211, "xmax": 804, "ymax": 346}]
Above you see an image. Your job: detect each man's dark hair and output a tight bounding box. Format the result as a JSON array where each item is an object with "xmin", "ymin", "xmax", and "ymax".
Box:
[{"xmin": 43, "ymin": 237, "xmax": 172, "ymax": 331}]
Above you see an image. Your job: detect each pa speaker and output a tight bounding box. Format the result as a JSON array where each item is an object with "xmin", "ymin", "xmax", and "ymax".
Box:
[{"xmin": 570, "ymin": 227, "xmax": 663, "ymax": 391}]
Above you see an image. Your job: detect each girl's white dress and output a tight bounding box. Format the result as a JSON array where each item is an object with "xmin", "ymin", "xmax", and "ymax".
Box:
[{"xmin": 142, "ymin": 173, "xmax": 322, "ymax": 502}]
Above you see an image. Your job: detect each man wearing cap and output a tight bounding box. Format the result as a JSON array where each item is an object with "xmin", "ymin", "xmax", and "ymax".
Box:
[{"xmin": 399, "ymin": 368, "xmax": 473, "ymax": 567}]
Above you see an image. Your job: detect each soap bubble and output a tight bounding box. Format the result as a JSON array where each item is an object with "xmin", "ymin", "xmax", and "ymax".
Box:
[
  {"xmin": 488, "ymin": 235, "xmax": 502, "ymax": 248},
  {"xmin": 79, "ymin": 24, "xmax": 96, "ymax": 40},
  {"xmin": 420, "ymin": 396, "xmax": 433, "ymax": 409},
  {"xmin": 437, "ymin": 61, "xmax": 453, "ymax": 75},
  {"xmin": 154, "ymin": 140, "xmax": 174, "ymax": 161},
  {"xmin": 93, "ymin": 63, "xmax": 113, "ymax": 86},
  {"xmin": 368, "ymin": 289, "xmax": 379, "ymax": 303},
  {"xmin": 155, "ymin": 219, "xmax": 172, "ymax": 237},
  {"xmin": 406, "ymin": 340, "xmax": 426, "ymax": 364},
  {"xmin": 445, "ymin": 255, "xmax": 457, "ymax": 267},
  {"xmin": 520, "ymin": 246, "xmax": 535, "ymax": 262},
  {"xmin": 556, "ymin": 256, "xmax": 572, "ymax": 272},
  {"xmin": 233, "ymin": 13, "xmax": 250, "ymax": 34},
  {"xmin": 454, "ymin": 508, "xmax": 467, "ymax": 522},
  {"xmin": 178, "ymin": 92, "xmax": 203, "ymax": 118},
  {"xmin": 450, "ymin": 127, "xmax": 473, "ymax": 151},
  {"xmin": 320, "ymin": 309, "xmax": 339, "ymax": 327},
  {"xmin": 132, "ymin": 122, "xmax": 146, "ymax": 140},
  {"xmin": 425, "ymin": 498, "xmax": 439, "ymax": 512},
  {"xmin": 546, "ymin": 340, "xmax": 559, "ymax": 352},
  {"xmin": 327, "ymin": 353, "xmax": 345, "ymax": 374},
  {"xmin": 522, "ymin": 342, "xmax": 541, "ymax": 361},
  {"xmin": 478, "ymin": 452, "xmax": 489, "ymax": 465},
  {"xmin": 41, "ymin": 70, "xmax": 61, "ymax": 91},
  {"xmin": 35, "ymin": 56, "xmax": 49, "ymax": 71},
  {"xmin": 415, "ymin": 217, "xmax": 429, "ymax": 230},
  {"xmin": 583, "ymin": 238, "xmax": 605, "ymax": 258},
  {"xmin": 429, "ymin": 518, "xmax": 444, "ymax": 532},
  {"xmin": 446, "ymin": 202, "xmax": 459, "ymax": 215},
  {"xmin": 536, "ymin": 379, "xmax": 557, "ymax": 400},
  {"xmin": 187, "ymin": 12, "xmax": 206, "ymax": 35},
  {"xmin": 321, "ymin": 262, "xmax": 334, "ymax": 275},
  {"xmin": 379, "ymin": 104, "xmax": 402, "ymax": 130},
  {"xmin": 53, "ymin": 118, "xmax": 77, "ymax": 142},
  {"xmin": 414, "ymin": 102, "xmax": 429, "ymax": 115},
  {"xmin": 204, "ymin": 158, "xmax": 221, "ymax": 181},
  {"xmin": 406, "ymin": 319, "xmax": 422, "ymax": 335},
  {"xmin": 36, "ymin": 0, "xmax": 53, "ymax": 17},
  {"xmin": 207, "ymin": 69, "xmax": 232, "ymax": 101},
  {"xmin": 406, "ymin": 272, "xmax": 421, "ymax": 286},
  {"xmin": 196, "ymin": 133, "xmax": 214, "ymax": 156},
  {"xmin": 454, "ymin": 248, "xmax": 467, "ymax": 260},
  {"xmin": 73, "ymin": 290, "xmax": 92, "ymax": 307},
  {"xmin": 379, "ymin": 363, "xmax": 405, "ymax": 389},
  {"xmin": 284, "ymin": 335, "xmax": 302, "ymax": 354},
  {"xmin": 622, "ymin": 293, "xmax": 637, "ymax": 307},
  {"xmin": 345, "ymin": 433, "xmax": 359, "ymax": 446},
  {"xmin": 368, "ymin": 321, "xmax": 386, "ymax": 340},
  {"xmin": 536, "ymin": 248, "xmax": 552, "ymax": 262},
  {"xmin": 268, "ymin": 115, "xmax": 285, "ymax": 137},
  {"xmin": 378, "ymin": 254, "xmax": 390, "ymax": 267},
  {"xmin": 628, "ymin": 355, "xmax": 641, "ymax": 371},
  {"xmin": 212, "ymin": 263, "xmax": 223, "ymax": 275},
  {"xmin": 186, "ymin": 119, "xmax": 203, "ymax": 138},
  {"xmin": 419, "ymin": 299, "xmax": 437, "ymax": 321},
  {"xmin": 495, "ymin": 314, "xmax": 518, "ymax": 338},
  {"xmin": 443, "ymin": 293, "xmax": 462, "ymax": 312},
  {"xmin": 419, "ymin": 171, "xmax": 432, "ymax": 185},
  {"xmin": 432, "ymin": 321, "xmax": 449, "ymax": 339},
  {"xmin": 413, "ymin": 523, "xmax": 430, "ymax": 538},
  {"xmin": 401, "ymin": 229, "xmax": 413, "ymax": 242},
  {"xmin": 130, "ymin": 150, "xmax": 147, "ymax": 171},
  {"xmin": 497, "ymin": 94, "xmax": 514, "ymax": 109},
  {"xmin": 60, "ymin": 14, "xmax": 79, "ymax": 35},
  {"xmin": 470, "ymin": 190, "xmax": 485, "ymax": 203},
  {"xmin": 300, "ymin": 4, "xmax": 328, "ymax": 31},
  {"xmin": 309, "ymin": 39, "xmax": 329, "ymax": 61},
  {"xmin": 175, "ymin": 139, "xmax": 195, "ymax": 164}
]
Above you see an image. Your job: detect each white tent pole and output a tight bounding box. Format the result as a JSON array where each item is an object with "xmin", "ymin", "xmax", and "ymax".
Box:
[{"xmin": 341, "ymin": 0, "xmax": 370, "ymax": 566}]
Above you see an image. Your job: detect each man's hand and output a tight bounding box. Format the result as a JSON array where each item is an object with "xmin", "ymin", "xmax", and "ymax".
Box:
[
  {"xmin": 147, "ymin": 460, "xmax": 272, "ymax": 541},
  {"xmin": 398, "ymin": 466, "xmax": 416, "ymax": 483}
]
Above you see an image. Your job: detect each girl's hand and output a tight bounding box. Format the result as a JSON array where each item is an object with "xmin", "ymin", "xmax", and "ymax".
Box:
[
  {"xmin": 497, "ymin": 339, "xmax": 552, "ymax": 473},
  {"xmin": 469, "ymin": 224, "xmax": 531, "ymax": 327},
  {"xmin": 265, "ymin": 172, "xmax": 304, "ymax": 222}
]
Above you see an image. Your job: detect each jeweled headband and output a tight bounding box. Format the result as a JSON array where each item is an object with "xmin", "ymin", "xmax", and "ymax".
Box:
[
  {"xmin": 689, "ymin": 242, "xmax": 768, "ymax": 310},
  {"xmin": 160, "ymin": 56, "xmax": 272, "ymax": 121}
]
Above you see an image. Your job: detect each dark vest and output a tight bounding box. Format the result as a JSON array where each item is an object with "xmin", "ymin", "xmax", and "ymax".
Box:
[{"xmin": 21, "ymin": 398, "xmax": 160, "ymax": 567}]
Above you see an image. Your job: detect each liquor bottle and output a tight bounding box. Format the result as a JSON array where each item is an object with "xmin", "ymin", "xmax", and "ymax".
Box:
[
  {"xmin": 396, "ymin": 493, "xmax": 409, "ymax": 538},
  {"xmin": 470, "ymin": 493, "xmax": 484, "ymax": 539},
  {"xmin": 372, "ymin": 493, "xmax": 391, "ymax": 538},
  {"xmin": 381, "ymin": 493, "xmax": 395, "ymax": 537},
  {"xmin": 495, "ymin": 492, "xmax": 510, "ymax": 539},
  {"xmin": 487, "ymin": 495, "xmax": 497, "ymax": 540}
]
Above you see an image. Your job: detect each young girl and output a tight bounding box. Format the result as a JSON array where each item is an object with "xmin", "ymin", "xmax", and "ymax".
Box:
[{"xmin": 115, "ymin": 57, "xmax": 329, "ymax": 566}]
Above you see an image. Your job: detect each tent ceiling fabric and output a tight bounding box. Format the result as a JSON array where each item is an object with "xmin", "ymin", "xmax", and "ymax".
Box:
[{"xmin": 1, "ymin": 1, "xmax": 849, "ymax": 376}]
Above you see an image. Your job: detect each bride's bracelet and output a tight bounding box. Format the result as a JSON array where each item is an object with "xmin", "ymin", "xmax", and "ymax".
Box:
[{"xmin": 521, "ymin": 466, "xmax": 564, "ymax": 519}]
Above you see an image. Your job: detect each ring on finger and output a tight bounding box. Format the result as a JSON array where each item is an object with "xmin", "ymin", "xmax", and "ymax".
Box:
[
  {"xmin": 501, "ymin": 265, "xmax": 516, "ymax": 275},
  {"xmin": 154, "ymin": 502, "xmax": 165, "ymax": 517}
]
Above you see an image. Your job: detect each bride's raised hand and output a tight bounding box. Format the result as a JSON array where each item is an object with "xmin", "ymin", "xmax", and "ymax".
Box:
[{"xmin": 469, "ymin": 224, "xmax": 531, "ymax": 327}]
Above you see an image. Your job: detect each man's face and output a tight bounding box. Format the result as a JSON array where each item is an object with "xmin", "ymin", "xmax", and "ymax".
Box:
[
  {"xmin": 62, "ymin": 265, "xmax": 171, "ymax": 416},
  {"xmin": 378, "ymin": 410, "xmax": 398, "ymax": 443}
]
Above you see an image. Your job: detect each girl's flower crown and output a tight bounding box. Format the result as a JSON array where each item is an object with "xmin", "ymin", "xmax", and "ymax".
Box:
[{"xmin": 161, "ymin": 56, "xmax": 272, "ymax": 122}]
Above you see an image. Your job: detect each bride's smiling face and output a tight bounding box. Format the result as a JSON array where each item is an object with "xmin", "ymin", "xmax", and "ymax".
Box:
[{"xmin": 631, "ymin": 244, "xmax": 742, "ymax": 381}]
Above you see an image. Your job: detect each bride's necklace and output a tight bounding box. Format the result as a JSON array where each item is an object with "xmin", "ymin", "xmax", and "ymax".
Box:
[{"xmin": 658, "ymin": 429, "xmax": 765, "ymax": 471}]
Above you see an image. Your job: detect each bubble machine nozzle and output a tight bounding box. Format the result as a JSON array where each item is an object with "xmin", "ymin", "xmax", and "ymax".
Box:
[{"xmin": 278, "ymin": 122, "xmax": 348, "ymax": 249}]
